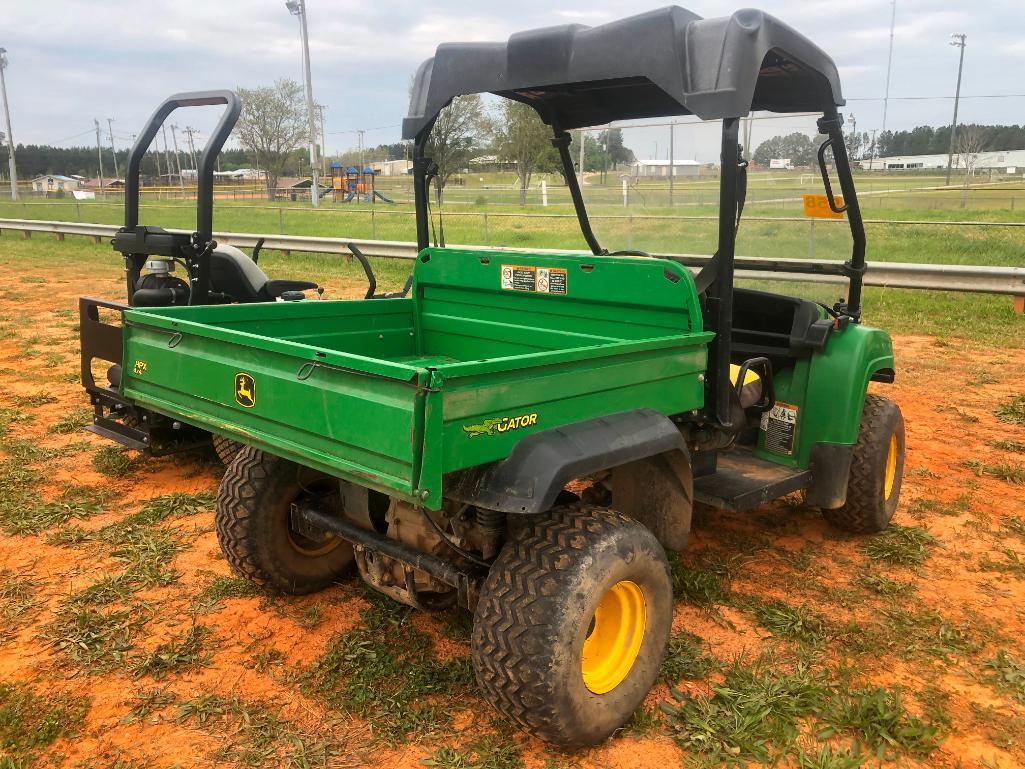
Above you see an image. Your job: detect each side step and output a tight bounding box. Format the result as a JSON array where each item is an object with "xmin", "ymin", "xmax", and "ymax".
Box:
[{"xmin": 694, "ymin": 447, "xmax": 811, "ymax": 513}]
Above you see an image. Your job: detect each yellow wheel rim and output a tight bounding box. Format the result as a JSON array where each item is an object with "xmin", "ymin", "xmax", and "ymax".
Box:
[
  {"xmin": 883, "ymin": 433, "xmax": 898, "ymax": 500},
  {"xmin": 581, "ymin": 580, "xmax": 646, "ymax": 694}
]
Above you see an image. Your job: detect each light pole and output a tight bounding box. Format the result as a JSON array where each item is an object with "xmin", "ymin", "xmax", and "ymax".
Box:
[
  {"xmin": 945, "ymin": 33, "xmax": 967, "ymax": 186},
  {"xmin": 847, "ymin": 113, "xmax": 857, "ymax": 161},
  {"xmin": 286, "ymin": 0, "xmax": 320, "ymax": 208},
  {"xmin": 881, "ymin": 0, "xmax": 896, "ymax": 138},
  {"xmin": 0, "ymin": 48, "xmax": 19, "ymax": 200}
]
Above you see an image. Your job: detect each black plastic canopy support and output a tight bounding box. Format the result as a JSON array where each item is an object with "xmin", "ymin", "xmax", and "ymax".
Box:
[
  {"xmin": 817, "ymin": 108, "xmax": 866, "ymax": 320},
  {"xmin": 552, "ymin": 130, "xmax": 603, "ymax": 256},
  {"xmin": 704, "ymin": 118, "xmax": 741, "ymax": 428}
]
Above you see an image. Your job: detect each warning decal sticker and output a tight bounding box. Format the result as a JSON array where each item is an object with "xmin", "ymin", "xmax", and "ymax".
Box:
[
  {"xmin": 760, "ymin": 401, "xmax": 798, "ymax": 456},
  {"xmin": 501, "ymin": 265, "xmax": 567, "ymax": 295}
]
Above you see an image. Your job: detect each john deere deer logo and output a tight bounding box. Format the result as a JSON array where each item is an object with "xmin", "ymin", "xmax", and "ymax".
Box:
[{"xmin": 234, "ymin": 373, "xmax": 256, "ymax": 408}]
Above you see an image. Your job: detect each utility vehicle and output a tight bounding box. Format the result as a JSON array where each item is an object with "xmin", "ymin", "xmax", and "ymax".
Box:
[{"xmin": 80, "ymin": 7, "xmax": 904, "ymax": 747}]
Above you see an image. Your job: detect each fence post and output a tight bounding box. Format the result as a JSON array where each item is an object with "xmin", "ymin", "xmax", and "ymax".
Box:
[
  {"xmin": 541, "ymin": 180, "xmax": 548, "ymax": 207},
  {"xmin": 807, "ymin": 220, "xmax": 815, "ymax": 260},
  {"xmin": 371, "ymin": 209, "xmax": 376, "ymax": 239},
  {"xmin": 628, "ymin": 216, "xmax": 633, "ymax": 250},
  {"xmin": 278, "ymin": 208, "xmax": 284, "ymax": 235},
  {"xmin": 622, "ymin": 179, "xmax": 628, "ymax": 207},
  {"xmin": 483, "ymin": 211, "xmax": 489, "ymax": 245},
  {"xmin": 1014, "ymin": 296, "xmax": 1025, "ymax": 315}
]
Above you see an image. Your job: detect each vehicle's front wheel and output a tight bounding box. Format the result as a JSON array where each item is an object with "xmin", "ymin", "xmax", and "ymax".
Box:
[
  {"xmin": 216, "ymin": 446, "xmax": 354, "ymax": 594},
  {"xmin": 823, "ymin": 394, "xmax": 905, "ymax": 533},
  {"xmin": 471, "ymin": 506, "xmax": 672, "ymax": 748}
]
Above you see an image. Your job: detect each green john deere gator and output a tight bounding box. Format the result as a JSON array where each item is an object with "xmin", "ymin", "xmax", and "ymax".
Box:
[{"xmin": 80, "ymin": 7, "xmax": 904, "ymax": 747}]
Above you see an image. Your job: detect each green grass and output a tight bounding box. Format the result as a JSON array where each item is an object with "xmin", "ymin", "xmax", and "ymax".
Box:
[
  {"xmin": 47, "ymin": 406, "xmax": 93, "ymax": 435},
  {"xmin": 795, "ymin": 746, "xmax": 865, "ymax": 769},
  {"xmin": 982, "ymin": 650, "xmax": 1025, "ymax": 704},
  {"xmin": 988, "ymin": 439, "xmax": 1025, "ymax": 453},
  {"xmin": 995, "ymin": 394, "xmax": 1025, "ymax": 425},
  {"xmin": 660, "ymin": 631, "xmax": 720, "ymax": 683},
  {"xmin": 907, "ymin": 495, "xmax": 970, "ymax": 519},
  {"xmin": 0, "ymin": 681, "xmax": 89, "ymax": 767},
  {"xmin": 662, "ymin": 660, "xmax": 942, "ymax": 765},
  {"xmin": 422, "ymin": 736, "xmax": 524, "ymax": 769},
  {"xmin": 863, "ymin": 525, "xmax": 937, "ymax": 566},
  {"xmin": 175, "ymin": 693, "xmax": 337, "ymax": 767},
  {"xmin": 0, "ymin": 488, "xmax": 104, "ymax": 536},
  {"xmin": 2, "ymin": 198, "xmax": 1023, "ymax": 346},
  {"xmin": 120, "ymin": 687, "xmax": 178, "ymax": 725},
  {"xmin": 963, "ymin": 459, "xmax": 1025, "ymax": 485},
  {"xmin": 44, "ymin": 606, "xmax": 147, "ymax": 672},
  {"xmin": 92, "ymin": 445, "xmax": 139, "ymax": 478},
  {"xmin": 669, "ymin": 553, "xmax": 733, "ymax": 608},
  {"xmin": 857, "ymin": 571, "xmax": 915, "ymax": 596},
  {"xmin": 979, "ymin": 548, "xmax": 1025, "ymax": 579},
  {"xmin": 193, "ymin": 575, "xmax": 262, "ymax": 612},
  {"xmin": 0, "ymin": 569, "xmax": 41, "ymax": 640},
  {"xmin": 132, "ymin": 625, "xmax": 214, "ymax": 679},
  {"xmin": 752, "ymin": 600, "xmax": 828, "ymax": 644},
  {"xmin": 303, "ymin": 596, "xmax": 474, "ymax": 742},
  {"xmin": 822, "ymin": 686, "xmax": 941, "ymax": 759}
]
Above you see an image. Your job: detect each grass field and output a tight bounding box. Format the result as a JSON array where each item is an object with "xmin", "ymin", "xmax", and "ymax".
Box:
[
  {"xmin": 1, "ymin": 187, "xmax": 1023, "ymax": 346},
  {"xmin": 0, "ymin": 235, "xmax": 1024, "ymax": 768}
]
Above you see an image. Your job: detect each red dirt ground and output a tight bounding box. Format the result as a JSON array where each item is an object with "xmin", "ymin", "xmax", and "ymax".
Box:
[{"xmin": 1, "ymin": 255, "xmax": 1023, "ymax": 768}]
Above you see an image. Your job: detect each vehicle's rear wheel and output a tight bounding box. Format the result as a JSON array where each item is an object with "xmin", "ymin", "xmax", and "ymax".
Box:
[
  {"xmin": 471, "ymin": 506, "xmax": 672, "ymax": 748},
  {"xmin": 822, "ymin": 394, "xmax": 905, "ymax": 533},
  {"xmin": 216, "ymin": 446, "xmax": 354, "ymax": 594},
  {"xmin": 212, "ymin": 434, "xmax": 243, "ymax": 466}
]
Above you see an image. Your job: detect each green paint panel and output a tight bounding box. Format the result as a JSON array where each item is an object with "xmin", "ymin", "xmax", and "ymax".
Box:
[
  {"xmin": 121, "ymin": 248, "xmax": 711, "ymax": 510},
  {"xmin": 755, "ymin": 323, "xmax": 895, "ymax": 468}
]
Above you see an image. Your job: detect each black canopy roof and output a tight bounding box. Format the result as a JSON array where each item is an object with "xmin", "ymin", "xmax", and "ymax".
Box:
[{"xmin": 403, "ymin": 6, "xmax": 844, "ymax": 140}]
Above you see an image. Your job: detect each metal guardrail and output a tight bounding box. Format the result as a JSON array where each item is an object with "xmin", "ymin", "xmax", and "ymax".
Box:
[{"xmin": 2, "ymin": 217, "xmax": 1023, "ymax": 310}]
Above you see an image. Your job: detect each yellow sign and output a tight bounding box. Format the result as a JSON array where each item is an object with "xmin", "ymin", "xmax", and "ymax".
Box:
[
  {"xmin": 803, "ymin": 194, "xmax": 845, "ymax": 220},
  {"xmin": 234, "ymin": 372, "xmax": 256, "ymax": 408}
]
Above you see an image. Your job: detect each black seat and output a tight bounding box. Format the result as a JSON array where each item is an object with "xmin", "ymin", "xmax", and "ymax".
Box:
[
  {"xmin": 731, "ymin": 288, "xmax": 833, "ymax": 370},
  {"xmin": 208, "ymin": 245, "xmax": 318, "ymax": 302}
]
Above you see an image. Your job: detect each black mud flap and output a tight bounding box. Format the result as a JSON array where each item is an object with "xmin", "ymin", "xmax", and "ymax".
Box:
[{"xmin": 446, "ymin": 409, "xmax": 687, "ymax": 515}]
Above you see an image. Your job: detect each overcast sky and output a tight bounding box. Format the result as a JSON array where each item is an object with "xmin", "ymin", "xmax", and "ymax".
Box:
[{"xmin": 3, "ymin": 0, "xmax": 1023, "ymax": 162}]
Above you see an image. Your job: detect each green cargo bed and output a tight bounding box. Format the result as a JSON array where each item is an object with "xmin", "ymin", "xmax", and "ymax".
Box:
[{"xmin": 121, "ymin": 248, "xmax": 713, "ymax": 509}]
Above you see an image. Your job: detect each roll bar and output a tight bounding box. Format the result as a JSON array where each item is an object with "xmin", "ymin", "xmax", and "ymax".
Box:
[{"xmin": 124, "ymin": 90, "xmax": 242, "ymax": 243}]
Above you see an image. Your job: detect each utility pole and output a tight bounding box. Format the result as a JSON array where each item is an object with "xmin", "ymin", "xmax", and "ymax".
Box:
[
  {"xmin": 882, "ymin": 0, "xmax": 896, "ymax": 138},
  {"xmin": 945, "ymin": 33, "xmax": 967, "ymax": 186},
  {"xmin": 317, "ymin": 104, "xmax": 327, "ymax": 175},
  {"xmin": 578, "ymin": 128, "xmax": 585, "ymax": 182},
  {"xmin": 107, "ymin": 118, "xmax": 119, "ymax": 178},
  {"xmin": 160, "ymin": 125, "xmax": 173, "ymax": 187},
  {"xmin": 94, "ymin": 119, "xmax": 105, "ymax": 192},
  {"xmin": 668, "ymin": 122, "xmax": 674, "ymax": 207},
  {"xmin": 0, "ymin": 48, "xmax": 19, "ymax": 200},
  {"xmin": 358, "ymin": 129, "xmax": 365, "ymax": 173},
  {"xmin": 286, "ymin": 0, "xmax": 320, "ymax": 207},
  {"xmin": 184, "ymin": 126, "xmax": 199, "ymax": 174},
  {"xmin": 169, "ymin": 124, "xmax": 185, "ymax": 189}
]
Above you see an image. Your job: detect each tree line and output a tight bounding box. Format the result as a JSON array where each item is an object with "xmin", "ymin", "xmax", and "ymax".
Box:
[
  {"xmin": 3, "ymin": 78, "xmax": 636, "ymax": 201},
  {"xmin": 752, "ymin": 123, "xmax": 1025, "ymax": 168}
]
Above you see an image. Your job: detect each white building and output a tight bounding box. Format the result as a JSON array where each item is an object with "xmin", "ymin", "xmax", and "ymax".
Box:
[
  {"xmin": 371, "ymin": 159, "xmax": 413, "ymax": 176},
  {"xmin": 860, "ymin": 149, "xmax": 1025, "ymax": 172},
  {"xmin": 31, "ymin": 174, "xmax": 82, "ymax": 193},
  {"xmin": 631, "ymin": 159, "xmax": 701, "ymax": 177}
]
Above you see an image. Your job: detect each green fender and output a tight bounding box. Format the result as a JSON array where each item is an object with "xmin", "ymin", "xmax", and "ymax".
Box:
[{"xmin": 757, "ymin": 323, "xmax": 895, "ymax": 471}]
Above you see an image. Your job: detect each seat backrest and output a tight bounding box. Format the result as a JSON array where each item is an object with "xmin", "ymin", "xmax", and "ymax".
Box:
[{"xmin": 209, "ymin": 245, "xmax": 269, "ymax": 302}]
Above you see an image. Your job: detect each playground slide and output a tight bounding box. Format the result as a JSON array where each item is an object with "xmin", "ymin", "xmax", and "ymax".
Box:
[
  {"xmin": 342, "ymin": 191, "xmax": 355, "ymax": 203},
  {"xmin": 319, "ymin": 186, "xmax": 332, "ymax": 200},
  {"xmin": 374, "ymin": 191, "xmax": 395, "ymax": 204}
]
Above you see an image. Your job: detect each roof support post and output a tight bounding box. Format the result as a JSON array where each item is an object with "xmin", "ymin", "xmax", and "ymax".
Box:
[
  {"xmin": 552, "ymin": 129, "xmax": 603, "ymax": 256},
  {"xmin": 413, "ymin": 132, "xmax": 431, "ymax": 252},
  {"xmin": 706, "ymin": 118, "xmax": 740, "ymax": 427},
  {"xmin": 818, "ymin": 107, "xmax": 866, "ymax": 319}
]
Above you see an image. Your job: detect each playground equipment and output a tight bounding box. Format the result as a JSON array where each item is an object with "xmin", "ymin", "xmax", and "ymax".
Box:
[{"xmin": 330, "ymin": 161, "xmax": 395, "ymax": 203}]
